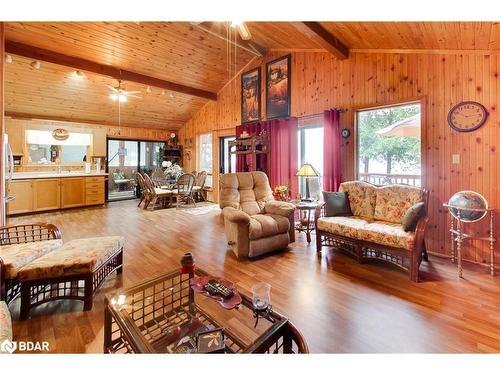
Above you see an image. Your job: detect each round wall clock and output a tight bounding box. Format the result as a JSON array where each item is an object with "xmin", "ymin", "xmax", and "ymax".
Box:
[
  {"xmin": 341, "ymin": 128, "xmax": 351, "ymax": 139},
  {"xmin": 447, "ymin": 101, "xmax": 488, "ymax": 132}
]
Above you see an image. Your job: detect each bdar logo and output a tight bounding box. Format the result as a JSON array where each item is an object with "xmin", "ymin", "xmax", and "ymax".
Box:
[{"xmin": 0, "ymin": 339, "xmax": 17, "ymax": 353}]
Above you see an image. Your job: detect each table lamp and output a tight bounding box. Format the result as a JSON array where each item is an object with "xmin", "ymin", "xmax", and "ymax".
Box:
[{"xmin": 295, "ymin": 162, "xmax": 319, "ymax": 201}]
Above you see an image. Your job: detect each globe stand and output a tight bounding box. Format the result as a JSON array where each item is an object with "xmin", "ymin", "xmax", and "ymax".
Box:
[{"xmin": 443, "ymin": 204, "xmax": 496, "ymax": 278}]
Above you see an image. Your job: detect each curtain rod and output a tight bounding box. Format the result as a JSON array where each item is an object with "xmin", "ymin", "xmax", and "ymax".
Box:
[{"xmin": 298, "ymin": 108, "xmax": 348, "ymax": 119}]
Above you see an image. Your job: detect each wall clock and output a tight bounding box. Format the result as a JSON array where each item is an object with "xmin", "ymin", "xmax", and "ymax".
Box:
[
  {"xmin": 341, "ymin": 128, "xmax": 351, "ymax": 139},
  {"xmin": 447, "ymin": 101, "xmax": 488, "ymax": 132}
]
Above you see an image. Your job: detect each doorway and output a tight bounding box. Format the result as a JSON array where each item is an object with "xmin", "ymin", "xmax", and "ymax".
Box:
[
  {"xmin": 219, "ymin": 135, "xmax": 236, "ymax": 174},
  {"xmin": 106, "ymin": 139, "xmax": 165, "ymax": 201}
]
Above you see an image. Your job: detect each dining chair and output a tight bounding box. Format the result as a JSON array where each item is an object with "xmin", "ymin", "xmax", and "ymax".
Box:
[
  {"xmin": 172, "ymin": 173, "xmax": 196, "ymax": 209},
  {"xmin": 143, "ymin": 173, "xmax": 173, "ymax": 210},
  {"xmin": 151, "ymin": 169, "xmax": 167, "ymax": 187},
  {"xmin": 192, "ymin": 170, "xmax": 207, "ymax": 202},
  {"xmin": 136, "ymin": 173, "xmax": 150, "ymax": 208}
]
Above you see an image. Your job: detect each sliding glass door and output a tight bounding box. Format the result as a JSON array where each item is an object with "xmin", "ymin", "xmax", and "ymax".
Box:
[
  {"xmin": 107, "ymin": 139, "xmax": 165, "ymax": 201},
  {"xmin": 219, "ymin": 136, "xmax": 236, "ymax": 174}
]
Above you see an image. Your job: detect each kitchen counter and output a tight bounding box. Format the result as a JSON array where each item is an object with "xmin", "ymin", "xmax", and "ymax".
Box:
[{"xmin": 12, "ymin": 172, "xmax": 108, "ymax": 180}]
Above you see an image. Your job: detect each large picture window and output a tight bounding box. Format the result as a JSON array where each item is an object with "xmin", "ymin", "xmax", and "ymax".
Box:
[
  {"xmin": 297, "ymin": 124, "xmax": 324, "ymax": 200},
  {"xmin": 198, "ymin": 132, "xmax": 213, "ymax": 187},
  {"xmin": 356, "ymin": 102, "xmax": 421, "ymax": 186}
]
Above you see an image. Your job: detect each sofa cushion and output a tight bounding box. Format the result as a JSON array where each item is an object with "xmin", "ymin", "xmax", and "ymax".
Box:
[
  {"xmin": 0, "ymin": 301, "xmax": 12, "ymax": 344},
  {"xmin": 402, "ymin": 202, "xmax": 425, "ymax": 231},
  {"xmin": 316, "ymin": 216, "xmax": 370, "ymax": 240},
  {"xmin": 0, "ymin": 239, "xmax": 63, "ymax": 279},
  {"xmin": 339, "ymin": 181, "xmax": 377, "ymax": 219},
  {"xmin": 373, "ymin": 185, "xmax": 422, "ymax": 224},
  {"xmin": 249, "ymin": 214, "xmax": 290, "ymax": 240},
  {"xmin": 357, "ymin": 221, "xmax": 415, "ymax": 250},
  {"xmin": 17, "ymin": 236, "xmax": 124, "ymax": 281},
  {"xmin": 323, "ymin": 191, "xmax": 352, "ymax": 217}
]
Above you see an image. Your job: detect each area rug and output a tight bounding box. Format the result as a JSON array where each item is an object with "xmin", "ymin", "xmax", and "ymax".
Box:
[{"xmin": 181, "ymin": 203, "xmax": 221, "ymax": 216}]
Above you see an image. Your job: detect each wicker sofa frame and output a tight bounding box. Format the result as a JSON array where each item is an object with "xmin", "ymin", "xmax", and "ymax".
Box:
[
  {"xmin": 315, "ymin": 188, "xmax": 429, "ymax": 282},
  {"xmin": 0, "ymin": 223, "xmax": 123, "ymax": 320}
]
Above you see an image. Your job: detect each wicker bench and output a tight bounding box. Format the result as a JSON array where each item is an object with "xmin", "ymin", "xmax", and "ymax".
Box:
[{"xmin": 16, "ymin": 236, "xmax": 124, "ymax": 320}]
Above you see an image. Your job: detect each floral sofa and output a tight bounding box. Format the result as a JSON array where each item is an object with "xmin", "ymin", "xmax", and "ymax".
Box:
[
  {"xmin": 315, "ymin": 181, "xmax": 429, "ymax": 282},
  {"xmin": 0, "ymin": 301, "xmax": 12, "ymax": 347}
]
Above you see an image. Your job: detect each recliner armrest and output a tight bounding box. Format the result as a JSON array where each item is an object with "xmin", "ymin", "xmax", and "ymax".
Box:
[
  {"xmin": 264, "ymin": 200, "xmax": 296, "ymax": 217},
  {"xmin": 222, "ymin": 207, "xmax": 251, "ymax": 224}
]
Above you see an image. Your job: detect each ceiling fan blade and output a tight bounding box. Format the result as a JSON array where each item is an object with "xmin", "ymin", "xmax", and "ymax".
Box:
[
  {"xmin": 128, "ymin": 95, "xmax": 143, "ymax": 99},
  {"xmin": 238, "ymin": 23, "xmax": 252, "ymax": 41},
  {"xmin": 123, "ymin": 90, "xmax": 142, "ymax": 95},
  {"xmin": 107, "ymin": 85, "xmax": 119, "ymax": 92}
]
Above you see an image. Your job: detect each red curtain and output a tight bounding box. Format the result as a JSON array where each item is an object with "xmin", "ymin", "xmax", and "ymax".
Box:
[
  {"xmin": 323, "ymin": 109, "xmax": 342, "ymax": 191},
  {"xmin": 269, "ymin": 117, "xmax": 298, "ymax": 198}
]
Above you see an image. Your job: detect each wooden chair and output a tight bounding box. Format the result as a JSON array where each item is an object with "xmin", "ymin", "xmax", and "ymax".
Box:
[
  {"xmin": 151, "ymin": 169, "xmax": 166, "ymax": 187},
  {"xmin": 192, "ymin": 170, "xmax": 207, "ymax": 202},
  {"xmin": 143, "ymin": 173, "xmax": 173, "ymax": 210},
  {"xmin": 136, "ymin": 173, "xmax": 150, "ymax": 208},
  {"xmin": 172, "ymin": 173, "xmax": 196, "ymax": 209}
]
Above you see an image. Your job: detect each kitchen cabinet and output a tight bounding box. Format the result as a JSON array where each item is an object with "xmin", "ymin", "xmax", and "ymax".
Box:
[
  {"xmin": 61, "ymin": 177, "xmax": 86, "ymax": 208},
  {"xmin": 6, "ymin": 180, "xmax": 33, "ymax": 215},
  {"xmin": 92, "ymin": 129, "xmax": 107, "ymax": 157},
  {"xmin": 85, "ymin": 176, "xmax": 105, "ymax": 205},
  {"xmin": 33, "ymin": 179, "xmax": 61, "ymax": 212},
  {"xmin": 5, "ymin": 121, "xmax": 25, "ymax": 156}
]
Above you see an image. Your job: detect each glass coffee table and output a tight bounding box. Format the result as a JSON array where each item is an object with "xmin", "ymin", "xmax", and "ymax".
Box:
[{"xmin": 103, "ymin": 255, "xmax": 308, "ymax": 354}]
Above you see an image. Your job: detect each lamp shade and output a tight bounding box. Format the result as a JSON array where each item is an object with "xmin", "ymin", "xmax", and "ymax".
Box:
[{"xmin": 296, "ymin": 162, "xmax": 319, "ymax": 177}]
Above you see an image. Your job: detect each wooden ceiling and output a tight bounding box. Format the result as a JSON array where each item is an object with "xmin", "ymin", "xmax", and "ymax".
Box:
[{"xmin": 4, "ymin": 22, "xmax": 500, "ymax": 129}]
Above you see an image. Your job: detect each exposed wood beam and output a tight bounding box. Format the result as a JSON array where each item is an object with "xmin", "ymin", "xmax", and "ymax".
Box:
[
  {"xmin": 351, "ymin": 48, "xmax": 500, "ymax": 55},
  {"xmin": 5, "ymin": 111, "xmax": 184, "ymax": 129},
  {"xmin": 192, "ymin": 22, "xmax": 267, "ymax": 57},
  {"xmin": 291, "ymin": 22, "xmax": 349, "ymax": 60},
  {"xmin": 4, "ymin": 41, "xmax": 218, "ymax": 101}
]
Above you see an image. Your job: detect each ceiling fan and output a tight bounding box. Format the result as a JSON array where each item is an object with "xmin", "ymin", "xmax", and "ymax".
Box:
[{"xmin": 107, "ymin": 80, "xmax": 142, "ymax": 103}]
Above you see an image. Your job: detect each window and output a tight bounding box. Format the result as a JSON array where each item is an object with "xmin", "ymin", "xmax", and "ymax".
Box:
[
  {"xmin": 26, "ymin": 130, "xmax": 92, "ymax": 164},
  {"xmin": 199, "ymin": 132, "xmax": 213, "ymax": 187},
  {"xmin": 297, "ymin": 124, "xmax": 324, "ymax": 200},
  {"xmin": 356, "ymin": 102, "xmax": 421, "ymax": 186},
  {"xmin": 219, "ymin": 136, "xmax": 236, "ymax": 174},
  {"xmin": 60, "ymin": 145, "xmax": 87, "ymax": 163}
]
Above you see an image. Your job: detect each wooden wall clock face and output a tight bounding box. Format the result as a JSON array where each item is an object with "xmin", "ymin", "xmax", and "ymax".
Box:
[{"xmin": 447, "ymin": 101, "xmax": 489, "ymax": 132}]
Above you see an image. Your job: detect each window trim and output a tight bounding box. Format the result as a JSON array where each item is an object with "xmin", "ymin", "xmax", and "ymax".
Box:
[
  {"xmin": 297, "ymin": 122, "xmax": 324, "ymax": 197},
  {"xmin": 198, "ymin": 132, "xmax": 213, "ymax": 187},
  {"xmin": 353, "ymin": 99, "xmax": 424, "ymax": 186}
]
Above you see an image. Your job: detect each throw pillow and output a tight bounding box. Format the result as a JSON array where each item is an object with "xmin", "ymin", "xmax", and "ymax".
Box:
[
  {"xmin": 323, "ymin": 191, "xmax": 352, "ymax": 217},
  {"xmin": 402, "ymin": 202, "xmax": 424, "ymax": 231}
]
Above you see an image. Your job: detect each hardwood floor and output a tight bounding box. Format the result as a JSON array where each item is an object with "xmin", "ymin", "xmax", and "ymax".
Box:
[{"xmin": 7, "ymin": 200, "xmax": 500, "ymax": 353}]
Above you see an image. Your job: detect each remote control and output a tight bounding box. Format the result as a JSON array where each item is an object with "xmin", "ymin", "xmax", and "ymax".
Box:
[{"xmin": 204, "ymin": 279, "xmax": 234, "ymax": 299}]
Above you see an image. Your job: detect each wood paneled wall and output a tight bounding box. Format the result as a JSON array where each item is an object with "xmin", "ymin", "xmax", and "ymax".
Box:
[
  {"xmin": 179, "ymin": 50, "xmax": 500, "ymax": 266},
  {"xmin": 7, "ymin": 117, "xmax": 173, "ymax": 141},
  {"xmin": 1, "ymin": 23, "xmax": 5, "ymax": 225}
]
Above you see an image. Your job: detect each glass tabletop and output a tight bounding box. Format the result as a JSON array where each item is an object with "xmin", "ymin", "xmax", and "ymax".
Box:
[{"xmin": 104, "ymin": 268, "xmax": 287, "ymax": 353}]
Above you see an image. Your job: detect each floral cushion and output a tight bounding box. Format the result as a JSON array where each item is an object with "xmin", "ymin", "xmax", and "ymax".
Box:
[
  {"xmin": 357, "ymin": 221, "xmax": 415, "ymax": 250},
  {"xmin": 0, "ymin": 301, "xmax": 12, "ymax": 344},
  {"xmin": 339, "ymin": 181, "xmax": 377, "ymax": 219},
  {"xmin": 373, "ymin": 185, "xmax": 422, "ymax": 224},
  {"xmin": 317, "ymin": 216, "xmax": 416, "ymax": 250},
  {"xmin": 17, "ymin": 236, "xmax": 124, "ymax": 281},
  {"xmin": 317, "ymin": 216, "xmax": 370, "ymax": 240},
  {"xmin": 0, "ymin": 239, "xmax": 63, "ymax": 279}
]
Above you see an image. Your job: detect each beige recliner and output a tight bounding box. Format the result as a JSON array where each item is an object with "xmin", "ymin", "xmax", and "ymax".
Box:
[{"xmin": 219, "ymin": 172, "xmax": 295, "ymax": 259}]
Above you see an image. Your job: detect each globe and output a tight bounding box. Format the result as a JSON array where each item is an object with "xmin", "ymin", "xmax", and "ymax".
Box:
[{"xmin": 448, "ymin": 191, "xmax": 488, "ymax": 223}]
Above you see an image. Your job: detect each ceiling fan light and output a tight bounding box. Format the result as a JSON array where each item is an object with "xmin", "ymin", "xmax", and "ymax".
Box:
[
  {"xmin": 110, "ymin": 93, "xmax": 118, "ymax": 101},
  {"xmin": 119, "ymin": 94, "xmax": 128, "ymax": 103},
  {"xmin": 238, "ymin": 23, "xmax": 252, "ymax": 40}
]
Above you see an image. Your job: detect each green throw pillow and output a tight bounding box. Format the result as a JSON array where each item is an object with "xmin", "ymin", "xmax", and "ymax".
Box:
[
  {"xmin": 322, "ymin": 191, "xmax": 352, "ymax": 217},
  {"xmin": 402, "ymin": 202, "xmax": 424, "ymax": 231}
]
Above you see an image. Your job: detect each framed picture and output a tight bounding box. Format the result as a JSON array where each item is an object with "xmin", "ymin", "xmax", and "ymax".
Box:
[
  {"xmin": 266, "ymin": 54, "xmax": 291, "ymax": 119},
  {"xmin": 241, "ymin": 67, "xmax": 261, "ymax": 124}
]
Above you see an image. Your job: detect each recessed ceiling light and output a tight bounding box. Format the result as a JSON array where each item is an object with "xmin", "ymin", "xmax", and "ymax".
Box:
[
  {"xmin": 5, "ymin": 54, "xmax": 12, "ymax": 64},
  {"xmin": 30, "ymin": 60, "xmax": 41, "ymax": 69}
]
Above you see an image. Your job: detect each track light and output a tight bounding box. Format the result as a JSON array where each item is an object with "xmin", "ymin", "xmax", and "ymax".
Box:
[
  {"xmin": 5, "ymin": 54, "xmax": 12, "ymax": 64},
  {"xmin": 146, "ymin": 86, "xmax": 152, "ymax": 94},
  {"xmin": 169, "ymin": 92, "xmax": 175, "ymax": 98},
  {"xmin": 30, "ymin": 60, "xmax": 41, "ymax": 69},
  {"xmin": 161, "ymin": 90, "xmax": 166, "ymax": 96}
]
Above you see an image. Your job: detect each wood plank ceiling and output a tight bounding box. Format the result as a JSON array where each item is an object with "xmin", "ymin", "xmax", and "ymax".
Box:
[{"xmin": 4, "ymin": 22, "xmax": 500, "ymax": 129}]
